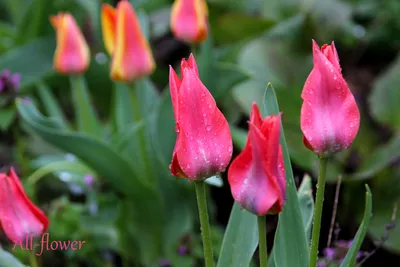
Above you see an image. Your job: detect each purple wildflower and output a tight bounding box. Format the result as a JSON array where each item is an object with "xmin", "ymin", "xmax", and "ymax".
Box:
[{"xmin": 159, "ymin": 259, "xmax": 171, "ymax": 267}]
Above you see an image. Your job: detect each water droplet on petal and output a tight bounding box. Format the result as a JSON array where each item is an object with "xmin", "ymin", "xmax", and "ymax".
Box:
[{"xmin": 206, "ymin": 125, "xmax": 212, "ymax": 131}]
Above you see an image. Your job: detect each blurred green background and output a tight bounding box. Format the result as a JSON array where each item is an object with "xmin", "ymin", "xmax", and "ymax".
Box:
[{"xmin": 0, "ymin": 0, "xmax": 400, "ymax": 266}]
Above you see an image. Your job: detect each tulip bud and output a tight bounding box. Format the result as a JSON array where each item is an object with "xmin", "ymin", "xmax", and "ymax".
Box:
[
  {"xmin": 300, "ymin": 40, "xmax": 360, "ymax": 157},
  {"xmin": 101, "ymin": 0, "xmax": 155, "ymax": 82},
  {"xmin": 170, "ymin": 0, "xmax": 208, "ymax": 44},
  {"xmin": 169, "ymin": 54, "xmax": 232, "ymax": 181},
  {"xmin": 50, "ymin": 13, "xmax": 90, "ymax": 74},
  {"xmin": 228, "ymin": 103, "xmax": 286, "ymax": 216},
  {"xmin": 0, "ymin": 168, "xmax": 49, "ymax": 243}
]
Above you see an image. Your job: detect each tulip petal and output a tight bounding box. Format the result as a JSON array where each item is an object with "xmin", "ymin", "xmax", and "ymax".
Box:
[
  {"xmin": 171, "ymin": 0, "xmax": 208, "ymax": 43},
  {"xmin": 0, "ymin": 168, "xmax": 48, "ymax": 243},
  {"xmin": 250, "ymin": 102, "xmax": 263, "ymax": 128},
  {"xmin": 181, "ymin": 54, "xmax": 199, "ymax": 77},
  {"xmin": 301, "ymin": 41, "xmax": 360, "ymax": 156},
  {"xmin": 321, "ymin": 41, "xmax": 341, "ymax": 72},
  {"xmin": 101, "ymin": 4, "xmax": 117, "ymax": 55},
  {"xmin": 50, "ymin": 13, "xmax": 90, "ymax": 74},
  {"xmin": 175, "ymin": 66, "xmax": 232, "ymax": 180},
  {"xmin": 111, "ymin": 0, "xmax": 155, "ymax": 82},
  {"xmin": 169, "ymin": 66, "xmax": 182, "ymax": 121},
  {"xmin": 228, "ymin": 122, "xmax": 280, "ymax": 216}
]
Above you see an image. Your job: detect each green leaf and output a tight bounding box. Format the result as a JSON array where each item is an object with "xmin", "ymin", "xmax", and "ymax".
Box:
[
  {"xmin": 369, "ymin": 53, "xmax": 400, "ymax": 129},
  {"xmin": 36, "ymin": 81, "xmax": 69, "ymax": 129},
  {"xmin": 263, "ymin": 84, "xmax": 309, "ymax": 267},
  {"xmin": 69, "ymin": 75, "xmax": 103, "ymax": 138},
  {"xmin": 214, "ymin": 63, "xmax": 251, "ymax": 100},
  {"xmin": 340, "ymin": 185, "xmax": 372, "ymax": 267},
  {"xmin": 0, "ymin": 246, "xmax": 27, "ymax": 267},
  {"xmin": 197, "ymin": 34, "xmax": 215, "ymax": 90},
  {"xmin": 209, "ymin": 11, "xmax": 275, "ymax": 45},
  {"xmin": 0, "ymin": 37, "xmax": 55, "ymax": 91},
  {"xmin": 16, "ymin": 98, "xmax": 149, "ymax": 196},
  {"xmin": 217, "ymin": 203, "xmax": 258, "ymax": 267},
  {"xmin": 16, "ymin": 0, "xmax": 54, "ymax": 42},
  {"xmin": 17, "ymin": 98, "xmax": 165, "ymax": 264},
  {"xmin": 112, "ymin": 82, "xmax": 135, "ymax": 132},
  {"xmin": 354, "ymin": 136, "xmax": 400, "ymax": 180},
  {"xmin": 268, "ymin": 174, "xmax": 315, "ymax": 267},
  {"xmin": 0, "ymin": 107, "xmax": 16, "ymax": 130},
  {"xmin": 153, "ymin": 89, "xmax": 176, "ymax": 168},
  {"xmin": 297, "ymin": 174, "xmax": 314, "ymax": 243}
]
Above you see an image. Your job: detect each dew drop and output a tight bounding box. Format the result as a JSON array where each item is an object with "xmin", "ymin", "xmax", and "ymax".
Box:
[
  {"xmin": 208, "ymin": 104, "xmax": 212, "ymax": 109},
  {"xmin": 206, "ymin": 125, "xmax": 212, "ymax": 131}
]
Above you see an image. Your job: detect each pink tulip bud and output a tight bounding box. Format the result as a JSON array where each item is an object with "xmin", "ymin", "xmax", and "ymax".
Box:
[
  {"xmin": 300, "ymin": 40, "xmax": 360, "ymax": 157},
  {"xmin": 169, "ymin": 54, "xmax": 232, "ymax": 181},
  {"xmin": 228, "ymin": 103, "xmax": 286, "ymax": 216}
]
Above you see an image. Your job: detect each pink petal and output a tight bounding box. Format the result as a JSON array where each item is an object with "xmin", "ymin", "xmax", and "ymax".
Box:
[
  {"xmin": 301, "ymin": 41, "xmax": 360, "ymax": 156},
  {"xmin": 175, "ymin": 66, "xmax": 232, "ymax": 180},
  {"xmin": 0, "ymin": 169, "xmax": 48, "ymax": 243}
]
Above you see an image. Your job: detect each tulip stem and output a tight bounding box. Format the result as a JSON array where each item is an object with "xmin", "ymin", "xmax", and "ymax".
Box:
[
  {"xmin": 310, "ymin": 157, "xmax": 329, "ymax": 267},
  {"xmin": 194, "ymin": 181, "xmax": 214, "ymax": 267},
  {"xmin": 257, "ymin": 215, "xmax": 268, "ymax": 267},
  {"xmin": 69, "ymin": 75, "xmax": 101, "ymax": 137},
  {"xmin": 29, "ymin": 249, "xmax": 38, "ymax": 267}
]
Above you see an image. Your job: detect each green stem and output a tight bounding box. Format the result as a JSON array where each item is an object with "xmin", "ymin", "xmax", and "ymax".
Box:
[
  {"xmin": 194, "ymin": 181, "xmax": 214, "ymax": 267},
  {"xmin": 309, "ymin": 157, "xmax": 329, "ymax": 267},
  {"xmin": 258, "ymin": 216, "xmax": 268, "ymax": 267},
  {"xmin": 129, "ymin": 82, "xmax": 153, "ymax": 180},
  {"xmin": 69, "ymin": 75, "xmax": 101, "ymax": 137},
  {"xmin": 29, "ymin": 249, "xmax": 38, "ymax": 267}
]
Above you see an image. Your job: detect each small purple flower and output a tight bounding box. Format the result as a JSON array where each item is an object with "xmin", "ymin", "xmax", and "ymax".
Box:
[
  {"xmin": 178, "ymin": 245, "xmax": 188, "ymax": 256},
  {"xmin": 158, "ymin": 259, "xmax": 171, "ymax": 267},
  {"xmin": 0, "ymin": 69, "xmax": 20, "ymax": 92},
  {"xmin": 323, "ymin": 248, "xmax": 335, "ymax": 261},
  {"xmin": 84, "ymin": 175, "xmax": 95, "ymax": 187}
]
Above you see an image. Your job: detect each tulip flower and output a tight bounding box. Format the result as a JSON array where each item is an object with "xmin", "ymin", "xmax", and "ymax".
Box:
[
  {"xmin": 50, "ymin": 13, "xmax": 90, "ymax": 74},
  {"xmin": 170, "ymin": 0, "xmax": 209, "ymax": 44},
  {"xmin": 169, "ymin": 54, "xmax": 232, "ymax": 181},
  {"xmin": 300, "ymin": 40, "xmax": 360, "ymax": 157},
  {"xmin": 0, "ymin": 168, "xmax": 49, "ymax": 243},
  {"xmin": 101, "ymin": 0, "xmax": 155, "ymax": 82},
  {"xmin": 228, "ymin": 102, "xmax": 286, "ymax": 216}
]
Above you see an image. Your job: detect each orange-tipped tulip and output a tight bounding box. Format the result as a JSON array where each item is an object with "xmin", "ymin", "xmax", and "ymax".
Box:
[
  {"xmin": 50, "ymin": 13, "xmax": 90, "ymax": 74},
  {"xmin": 101, "ymin": 4, "xmax": 116, "ymax": 55},
  {"xmin": 101, "ymin": 0, "xmax": 155, "ymax": 82},
  {"xmin": 170, "ymin": 0, "xmax": 208, "ymax": 44}
]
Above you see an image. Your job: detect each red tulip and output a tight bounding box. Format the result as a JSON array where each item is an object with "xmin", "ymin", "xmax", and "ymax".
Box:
[
  {"xmin": 50, "ymin": 13, "xmax": 90, "ymax": 74},
  {"xmin": 301, "ymin": 40, "xmax": 360, "ymax": 157},
  {"xmin": 170, "ymin": 0, "xmax": 208, "ymax": 44},
  {"xmin": 228, "ymin": 103, "xmax": 286, "ymax": 216},
  {"xmin": 0, "ymin": 168, "xmax": 49, "ymax": 243},
  {"xmin": 169, "ymin": 54, "xmax": 232, "ymax": 181},
  {"xmin": 101, "ymin": 0, "xmax": 155, "ymax": 82}
]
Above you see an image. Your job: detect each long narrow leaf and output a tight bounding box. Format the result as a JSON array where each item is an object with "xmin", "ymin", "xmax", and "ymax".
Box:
[
  {"xmin": 217, "ymin": 203, "xmax": 258, "ymax": 267},
  {"xmin": 263, "ymin": 83, "xmax": 309, "ymax": 267},
  {"xmin": 36, "ymin": 82, "xmax": 69, "ymax": 129},
  {"xmin": 340, "ymin": 185, "xmax": 372, "ymax": 267}
]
